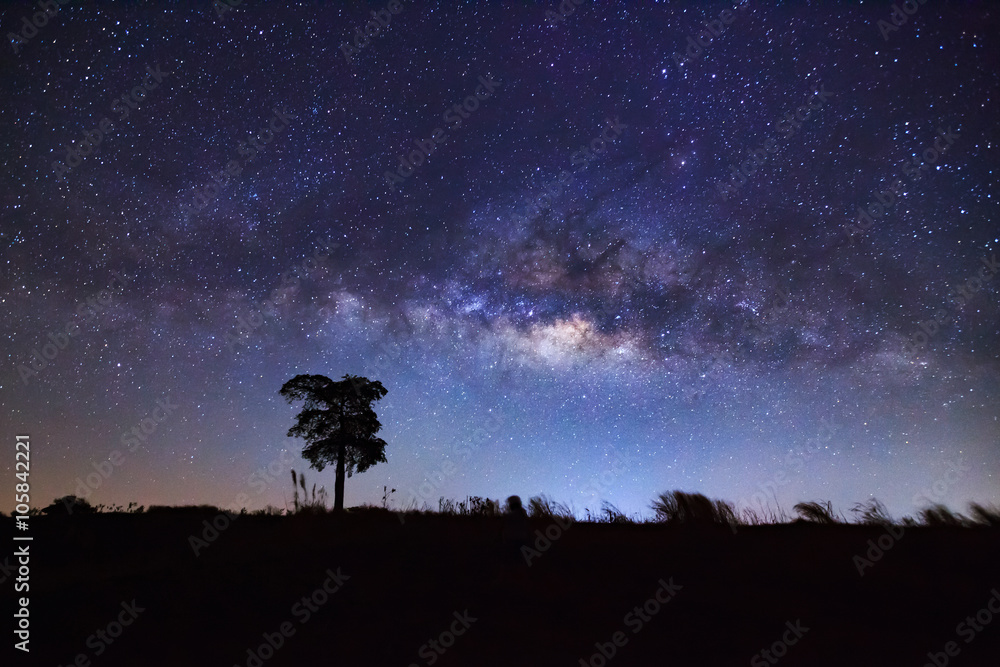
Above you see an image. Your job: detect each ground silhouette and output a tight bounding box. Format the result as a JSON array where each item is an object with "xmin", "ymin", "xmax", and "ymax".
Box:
[{"xmin": 9, "ymin": 491, "xmax": 1000, "ymax": 666}]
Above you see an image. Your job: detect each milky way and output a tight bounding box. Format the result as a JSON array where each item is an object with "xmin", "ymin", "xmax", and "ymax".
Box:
[{"xmin": 2, "ymin": 1, "xmax": 998, "ymax": 519}]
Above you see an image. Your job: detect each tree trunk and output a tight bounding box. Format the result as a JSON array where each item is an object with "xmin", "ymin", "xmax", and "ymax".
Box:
[{"xmin": 334, "ymin": 442, "xmax": 345, "ymax": 512}]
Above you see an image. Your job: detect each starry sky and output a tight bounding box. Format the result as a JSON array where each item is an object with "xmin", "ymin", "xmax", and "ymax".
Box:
[{"xmin": 2, "ymin": 1, "xmax": 998, "ymax": 520}]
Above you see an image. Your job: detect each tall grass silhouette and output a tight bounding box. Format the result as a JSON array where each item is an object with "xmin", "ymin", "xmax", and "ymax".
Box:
[
  {"xmin": 650, "ymin": 490, "xmax": 740, "ymax": 528},
  {"xmin": 793, "ymin": 500, "xmax": 839, "ymax": 524},
  {"xmin": 28, "ymin": 488, "xmax": 1000, "ymax": 529}
]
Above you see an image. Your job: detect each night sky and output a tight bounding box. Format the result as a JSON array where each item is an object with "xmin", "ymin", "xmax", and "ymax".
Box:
[{"xmin": 3, "ymin": 1, "xmax": 998, "ymax": 520}]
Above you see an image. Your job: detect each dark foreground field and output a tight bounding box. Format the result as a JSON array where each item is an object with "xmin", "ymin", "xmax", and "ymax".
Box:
[{"xmin": 8, "ymin": 510, "xmax": 1000, "ymax": 666}]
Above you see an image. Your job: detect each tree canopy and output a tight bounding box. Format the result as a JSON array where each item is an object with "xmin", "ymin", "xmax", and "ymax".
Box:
[{"xmin": 279, "ymin": 373, "xmax": 388, "ymax": 511}]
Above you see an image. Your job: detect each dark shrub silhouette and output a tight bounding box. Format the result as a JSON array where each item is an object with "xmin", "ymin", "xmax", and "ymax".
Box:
[
  {"xmin": 18, "ymin": 489, "xmax": 1000, "ymax": 667},
  {"xmin": 279, "ymin": 373, "xmax": 388, "ymax": 512},
  {"xmin": 527, "ymin": 494, "xmax": 573, "ymax": 520},
  {"xmin": 501, "ymin": 495, "xmax": 530, "ymax": 557},
  {"xmin": 968, "ymin": 502, "xmax": 1000, "ymax": 527},
  {"xmin": 251, "ymin": 505, "xmax": 284, "ymax": 516},
  {"xmin": 599, "ymin": 501, "xmax": 633, "ymax": 524},
  {"xmin": 713, "ymin": 498, "xmax": 738, "ymax": 526},
  {"xmin": 850, "ymin": 498, "xmax": 892, "ymax": 526},
  {"xmin": 468, "ymin": 496, "xmax": 501, "ymax": 517},
  {"xmin": 437, "ymin": 496, "xmax": 501, "ymax": 516},
  {"xmin": 919, "ymin": 504, "xmax": 969, "ymax": 527},
  {"xmin": 651, "ymin": 490, "xmax": 736, "ymax": 527},
  {"xmin": 146, "ymin": 504, "xmax": 223, "ymax": 514},
  {"xmin": 793, "ymin": 500, "xmax": 838, "ymax": 524},
  {"xmin": 42, "ymin": 495, "xmax": 95, "ymax": 515}
]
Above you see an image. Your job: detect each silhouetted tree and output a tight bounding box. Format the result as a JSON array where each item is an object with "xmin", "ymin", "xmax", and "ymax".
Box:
[{"xmin": 279, "ymin": 374, "xmax": 388, "ymax": 512}]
